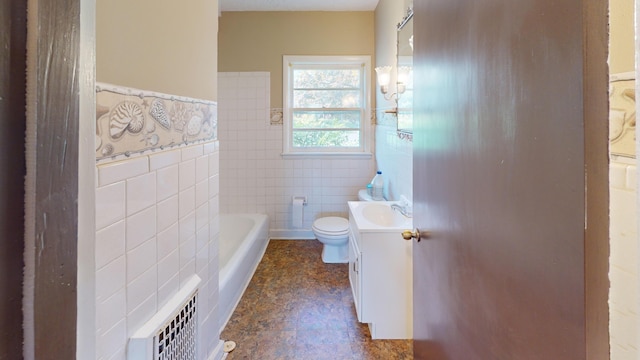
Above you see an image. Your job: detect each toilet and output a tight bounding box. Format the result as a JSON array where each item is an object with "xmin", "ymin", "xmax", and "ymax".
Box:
[{"xmin": 312, "ymin": 189, "xmax": 376, "ymax": 263}]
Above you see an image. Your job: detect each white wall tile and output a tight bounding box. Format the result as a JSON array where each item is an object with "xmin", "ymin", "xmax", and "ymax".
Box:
[
  {"xmin": 96, "ymin": 289, "xmax": 126, "ymax": 334},
  {"xmin": 196, "ymin": 155, "xmax": 209, "ymax": 183},
  {"xmin": 209, "ymin": 151, "xmax": 220, "ymax": 178},
  {"xmin": 126, "ymin": 266, "xmax": 157, "ymax": 313},
  {"xmin": 127, "ymin": 237, "xmax": 157, "ymax": 282},
  {"xmin": 195, "ymin": 203, "xmax": 209, "ymax": 233},
  {"xmin": 126, "ymin": 206, "xmax": 157, "ymax": 251},
  {"xmin": 96, "ymin": 256, "xmax": 126, "ymax": 301},
  {"xmin": 157, "ymin": 223, "xmax": 179, "ymax": 260},
  {"xmin": 203, "ymin": 141, "xmax": 216, "ymax": 154},
  {"xmin": 196, "ymin": 180, "xmax": 209, "ymax": 207},
  {"xmin": 610, "ymin": 158, "xmax": 639, "ymax": 359},
  {"xmin": 158, "ymin": 250, "xmax": 180, "ymax": 288},
  {"xmin": 179, "ymin": 187, "xmax": 196, "ymax": 219},
  {"xmin": 105, "ymin": 347, "xmax": 126, "ymax": 360},
  {"xmin": 96, "ymin": 182, "xmax": 126, "ymax": 231},
  {"xmin": 156, "ymin": 164, "xmax": 179, "ymax": 202},
  {"xmin": 181, "ymin": 144, "xmax": 204, "ymax": 161},
  {"xmin": 96, "ymin": 220, "xmax": 126, "ymax": 270},
  {"xmin": 217, "ymin": 73, "xmax": 378, "ymax": 232},
  {"xmin": 611, "ymin": 162, "xmax": 628, "ymax": 189},
  {"xmin": 626, "ymin": 165, "xmax": 637, "ymax": 190},
  {"xmin": 196, "ymin": 225, "xmax": 210, "ymax": 252},
  {"xmin": 157, "ymin": 195, "xmax": 179, "ymax": 233},
  {"xmin": 149, "ymin": 149, "xmax": 181, "ymax": 171},
  {"xmin": 97, "ymin": 319, "xmax": 126, "ymax": 360},
  {"xmin": 126, "ymin": 172, "xmax": 157, "ymax": 216},
  {"xmin": 180, "ymin": 236, "xmax": 196, "ymax": 268},
  {"xmin": 179, "ymin": 211, "xmax": 196, "ymax": 245},
  {"xmin": 99, "ymin": 157, "xmax": 149, "ymax": 187},
  {"xmin": 179, "ymin": 260, "xmax": 196, "ymax": 287},
  {"xmin": 196, "ymin": 244, "xmax": 210, "ymax": 277},
  {"xmin": 96, "ymin": 119, "xmax": 220, "ymax": 358},
  {"xmin": 179, "ymin": 159, "xmax": 196, "ymax": 192},
  {"xmin": 157, "ymin": 273, "xmax": 180, "ymax": 310},
  {"xmin": 126, "ymin": 294, "xmax": 157, "ymax": 337}
]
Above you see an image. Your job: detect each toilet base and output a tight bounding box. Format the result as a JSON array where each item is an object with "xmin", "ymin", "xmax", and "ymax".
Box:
[{"xmin": 321, "ymin": 243, "xmax": 348, "ymax": 264}]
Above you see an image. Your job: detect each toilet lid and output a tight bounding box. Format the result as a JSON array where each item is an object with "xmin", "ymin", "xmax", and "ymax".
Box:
[{"xmin": 313, "ymin": 217, "xmax": 349, "ymax": 234}]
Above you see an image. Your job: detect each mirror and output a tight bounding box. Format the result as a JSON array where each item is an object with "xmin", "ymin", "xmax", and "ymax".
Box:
[{"xmin": 397, "ymin": 8, "xmax": 413, "ymax": 135}]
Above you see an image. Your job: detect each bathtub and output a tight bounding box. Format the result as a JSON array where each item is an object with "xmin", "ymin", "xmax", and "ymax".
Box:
[{"xmin": 218, "ymin": 213, "xmax": 269, "ymax": 331}]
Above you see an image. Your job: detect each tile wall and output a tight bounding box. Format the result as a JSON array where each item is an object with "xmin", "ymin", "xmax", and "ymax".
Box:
[
  {"xmin": 95, "ymin": 142, "xmax": 220, "ymax": 360},
  {"xmin": 374, "ymin": 118, "xmax": 413, "ymax": 202},
  {"xmin": 217, "ymin": 72, "xmax": 376, "ymax": 237},
  {"xmin": 609, "ymin": 156, "xmax": 639, "ymax": 359}
]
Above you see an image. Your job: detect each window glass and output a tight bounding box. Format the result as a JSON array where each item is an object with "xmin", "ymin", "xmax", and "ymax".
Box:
[{"xmin": 283, "ymin": 56, "xmax": 371, "ymax": 155}]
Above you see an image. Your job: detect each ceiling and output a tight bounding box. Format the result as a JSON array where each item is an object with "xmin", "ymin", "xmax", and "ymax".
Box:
[{"xmin": 219, "ymin": 0, "xmax": 380, "ymax": 12}]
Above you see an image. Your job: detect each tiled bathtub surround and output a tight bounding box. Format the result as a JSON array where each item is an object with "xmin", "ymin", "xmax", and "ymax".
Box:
[
  {"xmin": 218, "ymin": 72, "xmax": 375, "ymax": 237},
  {"xmin": 609, "ymin": 156, "xmax": 639, "ymax": 359},
  {"xmin": 96, "ymin": 142, "xmax": 220, "ymax": 360},
  {"xmin": 95, "ymin": 86, "xmax": 221, "ymax": 360}
]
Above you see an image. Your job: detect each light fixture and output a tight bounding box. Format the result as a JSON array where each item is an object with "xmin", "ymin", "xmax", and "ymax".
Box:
[
  {"xmin": 375, "ymin": 65, "xmax": 408, "ymax": 100},
  {"xmin": 375, "ymin": 65, "xmax": 409, "ymax": 116},
  {"xmin": 375, "ymin": 66, "xmax": 393, "ymax": 97}
]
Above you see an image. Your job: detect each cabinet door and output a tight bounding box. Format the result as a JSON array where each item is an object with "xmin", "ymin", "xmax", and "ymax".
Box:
[{"xmin": 348, "ymin": 231, "xmax": 362, "ymax": 321}]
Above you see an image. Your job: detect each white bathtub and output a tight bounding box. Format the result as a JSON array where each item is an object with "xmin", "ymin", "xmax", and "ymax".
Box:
[{"xmin": 218, "ymin": 213, "xmax": 269, "ymax": 331}]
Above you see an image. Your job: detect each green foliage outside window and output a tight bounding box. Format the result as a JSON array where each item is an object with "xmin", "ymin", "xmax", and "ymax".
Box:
[{"xmin": 292, "ymin": 68, "xmax": 362, "ymax": 148}]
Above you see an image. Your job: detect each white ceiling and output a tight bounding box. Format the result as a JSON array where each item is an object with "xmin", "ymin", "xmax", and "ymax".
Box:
[{"xmin": 219, "ymin": 0, "xmax": 380, "ymax": 12}]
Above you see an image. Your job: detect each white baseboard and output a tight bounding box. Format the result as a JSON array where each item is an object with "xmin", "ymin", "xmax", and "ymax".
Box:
[
  {"xmin": 208, "ymin": 339, "xmax": 226, "ymax": 360},
  {"xmin": 269, "ymin": 229, "xmax": 315, "ymax": 239}
]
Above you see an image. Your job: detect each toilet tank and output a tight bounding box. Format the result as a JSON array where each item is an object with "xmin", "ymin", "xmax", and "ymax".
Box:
[{"xmin": 358, "ymin": 189, "xmax": 375, "ymax": 201}]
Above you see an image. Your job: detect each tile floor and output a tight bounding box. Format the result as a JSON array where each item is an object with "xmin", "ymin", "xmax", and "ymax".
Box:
[{"xmin": 220, "ymin": 240, "xmax": 413, "ymax": 360}]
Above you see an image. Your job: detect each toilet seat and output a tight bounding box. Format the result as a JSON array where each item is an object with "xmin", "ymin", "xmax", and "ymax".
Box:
[{"xmin": 312, "ymin": 217, "xmax": 349, "ymax": 236}]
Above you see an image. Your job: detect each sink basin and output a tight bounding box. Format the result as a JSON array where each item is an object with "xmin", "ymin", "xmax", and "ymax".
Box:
[{"xmin": 348, "ymin": 201, "xmax": 412, "ymax": 231}]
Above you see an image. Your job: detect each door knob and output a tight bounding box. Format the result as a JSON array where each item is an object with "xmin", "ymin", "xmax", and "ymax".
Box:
[{"xmin": 402, "ymin": 229, "xmax": 422, "ymax": 242}]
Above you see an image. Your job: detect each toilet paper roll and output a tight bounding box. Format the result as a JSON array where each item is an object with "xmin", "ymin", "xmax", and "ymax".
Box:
[{"xmin": 292, "ymin": 198, "xmax": 304, "ymax": 228}]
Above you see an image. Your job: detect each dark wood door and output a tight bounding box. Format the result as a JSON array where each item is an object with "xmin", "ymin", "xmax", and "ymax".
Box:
[
  {"xmin": 411, "ymin": 0, "xmax": 609, "ymax": 359},
  {"xmin": 0, "ymin": 0, "xmax": 26, "ymax": 358}
]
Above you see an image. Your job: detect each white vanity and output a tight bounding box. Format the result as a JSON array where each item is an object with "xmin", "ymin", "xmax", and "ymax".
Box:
[{"xmin": 347, "ymin": 201, "xmax": 413, "ymax": 339}]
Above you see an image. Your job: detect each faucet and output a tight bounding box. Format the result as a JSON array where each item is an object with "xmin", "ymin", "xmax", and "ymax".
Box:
[{"xmin": 391, "ymin": 203, "xmax": 412, "ymax": 218}]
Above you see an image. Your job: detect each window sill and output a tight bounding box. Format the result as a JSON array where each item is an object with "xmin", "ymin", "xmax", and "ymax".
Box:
[{"xmin": 281, "ymin": 152, "xmax": 373, "ymax": 160}]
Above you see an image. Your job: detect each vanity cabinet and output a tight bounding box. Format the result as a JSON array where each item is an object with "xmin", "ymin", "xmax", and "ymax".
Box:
[{"xmin": 348, "ymin": 207, "xmax": 413, "ymax": 339}]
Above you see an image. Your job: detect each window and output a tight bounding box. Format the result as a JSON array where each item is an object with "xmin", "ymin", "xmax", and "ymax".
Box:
[{"xmin": 283, "ymin": 56, "xmax": 371, "ymax": 156}]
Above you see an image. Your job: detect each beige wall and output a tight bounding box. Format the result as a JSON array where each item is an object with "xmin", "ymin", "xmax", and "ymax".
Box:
[
  {"xmin": 96, "ymin": 0, "xmax": 218, "ymax": 101},
  {"xmin": 218, "ymin": 11, "xmax": 374, "ymax": 108},
  {"xmin": 609, "ymin": 0, "xmax": 634, "ymax": 73}
]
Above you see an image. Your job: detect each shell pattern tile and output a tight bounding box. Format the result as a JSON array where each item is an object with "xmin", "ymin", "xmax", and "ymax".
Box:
[
  {"xmin": 609, "ymin": 73, "xmax": 636, "ymax": 158},
  {"xmin": 96, "ymin": 83, "xmax": 217, "ymax": 162}
]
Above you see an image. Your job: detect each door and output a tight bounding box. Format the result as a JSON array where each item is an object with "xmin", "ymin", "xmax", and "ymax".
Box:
[
  {"xmin": 0, "ymin": 0, "xmax": 26, "ymax": 358},
  {"xmin": 411, "ymin": 0, "xmax": 609, "ymax": 359}
]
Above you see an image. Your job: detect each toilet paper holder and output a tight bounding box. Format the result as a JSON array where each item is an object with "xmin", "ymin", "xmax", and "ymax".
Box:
[{"xmin": 292, "ymin": 196, "xmax": 307, "ymax": 205}]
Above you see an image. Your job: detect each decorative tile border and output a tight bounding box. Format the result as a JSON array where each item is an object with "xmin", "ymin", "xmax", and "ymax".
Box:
[
  {"xmin": 96, "ymin": 83, "xmax": 217, "ymax": 163},
  {"xmin": 270, "ymin": 108, "xmax": 283, "ymax": 125},
  {"xmin": 609, "ymin": 73, "xmax": 636, "ymax": 159}
]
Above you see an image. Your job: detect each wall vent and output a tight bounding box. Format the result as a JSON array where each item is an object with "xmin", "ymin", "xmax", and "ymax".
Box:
[{"xmin": 128, "ymin": 275, "xmax": 201, "ymax": 360}]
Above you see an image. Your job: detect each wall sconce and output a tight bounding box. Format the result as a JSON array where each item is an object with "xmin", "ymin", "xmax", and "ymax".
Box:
[
  {"xmin": 375, "ymin": 65, "xmax": 409, "ymax": 115},
  {"xmin": 375, "ymin": 66, "xmax": 394, "ymax": 100}
]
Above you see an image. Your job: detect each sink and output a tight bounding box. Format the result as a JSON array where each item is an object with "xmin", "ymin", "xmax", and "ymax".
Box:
[{"xmin": 348, "ymin": 201, "xmax": 412, "ymax": 231}]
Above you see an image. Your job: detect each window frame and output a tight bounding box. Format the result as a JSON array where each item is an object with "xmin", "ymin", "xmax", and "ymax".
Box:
[{"xmin": 282, "ymin": 55, "xmax": 372, "ymax": 158}]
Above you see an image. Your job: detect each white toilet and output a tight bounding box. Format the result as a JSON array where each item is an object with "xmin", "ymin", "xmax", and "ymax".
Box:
[{"xmin": 312, "ymin": 189, "xmax": 376, "ymax": 263}]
